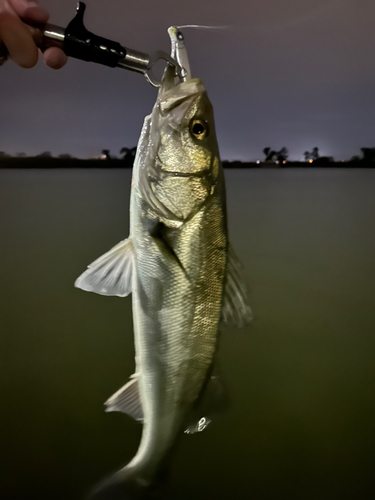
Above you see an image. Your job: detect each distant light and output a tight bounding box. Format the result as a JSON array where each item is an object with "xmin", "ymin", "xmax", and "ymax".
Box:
[
  {"xmin": 256, "ymin": 160, "xmax": 260, "ymax": 164},
  {"xmin": 283, "ymin": 160, "xmax": 286, "ymax": 164},
  {"xmin": 309, "ymin": 159, "xmax": 313, "ymax": 163}
]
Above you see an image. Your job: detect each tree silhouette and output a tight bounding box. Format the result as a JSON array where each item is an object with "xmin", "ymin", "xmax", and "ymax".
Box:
[
  {"xmin": 101, "ymin": 149, "xmax": 111, "ymax": 160},
  {"xmin": 304, "ymin": 147, "xmax": 319, "ymax": 162},
  {"xmin": 312, "ymin": 147, "xmax": 319, "ymax": 160},
  {"xmin": 58, "ymin": 154, "xmax": 73, "ymax": 159},
  {"xmin": 120, "ymin": 147, "xmax": 136, "ymax": 166},
  {"xmin": 361, "ymin": 148, "xmax": 375, "ymax": 163},
  {"xmin": 263, "ymin": 147, "xmax": 276, "ymax": 161},
  {"xmin": 277, "ymin": 147, "xmax": 288, "ymax": 163},
  {"xmin": 36, "ymin": 151, "xmax": 52, "ymax": 158},
  {"xmin": 263, "ymin": 147, "xmax": 288, "ymax": 162}
]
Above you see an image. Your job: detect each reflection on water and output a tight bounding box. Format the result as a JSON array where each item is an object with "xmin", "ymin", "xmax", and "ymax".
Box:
[{"xmin": 1, "ymin": 168, "xmax": 374, "ymax": 499}]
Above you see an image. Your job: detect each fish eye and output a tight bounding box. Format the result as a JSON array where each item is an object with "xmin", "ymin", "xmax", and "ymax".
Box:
[{"xmin": 190, "ymin": 119, "xmax": 209, "ymax": 140}]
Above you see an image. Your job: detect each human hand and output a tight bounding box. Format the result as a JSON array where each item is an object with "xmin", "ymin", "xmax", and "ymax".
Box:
[{"xmin": 0, "ymin": 0, "xmax": 67, "ymax": 69}]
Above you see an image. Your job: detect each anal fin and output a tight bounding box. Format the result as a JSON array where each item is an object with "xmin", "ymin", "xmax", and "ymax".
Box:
[{"xmin": 104, "ymin": 376, "xmax": 144, "ymax": 423}]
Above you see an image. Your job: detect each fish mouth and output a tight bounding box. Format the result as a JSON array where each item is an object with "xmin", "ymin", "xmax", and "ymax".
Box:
[
  {"xmin": 154, "ymin": 155, "xmax": 208, "ymax": 178},
  {"xmin": 147, "ymin": 155, "xmax": 217, "ymax": 225}
]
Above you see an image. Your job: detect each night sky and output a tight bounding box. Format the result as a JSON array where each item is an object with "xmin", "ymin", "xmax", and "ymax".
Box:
[{"xmin": 1, "ymin": 0, "xmax": 374, "ymax": 161}]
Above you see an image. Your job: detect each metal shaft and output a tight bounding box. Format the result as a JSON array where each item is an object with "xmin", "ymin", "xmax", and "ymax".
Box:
[
  {"xmin": 38, "ymin": 23, "xmax": 66, "ymax": 50},
  {"xmin": 117, "ymin": 48, "xmax": 150, "ymax": 74}
]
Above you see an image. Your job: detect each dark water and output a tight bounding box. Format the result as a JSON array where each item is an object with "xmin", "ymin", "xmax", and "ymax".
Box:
[{"xmin": 1, "ymin": 168, "xmax": 374, "ymax": 500}]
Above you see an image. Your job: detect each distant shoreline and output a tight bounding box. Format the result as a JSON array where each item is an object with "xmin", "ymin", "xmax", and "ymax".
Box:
[{"xmin": 0, "ymin": 158, "xmax": 374, "ymax": 168}]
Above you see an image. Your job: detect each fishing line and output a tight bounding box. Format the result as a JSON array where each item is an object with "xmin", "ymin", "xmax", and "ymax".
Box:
[
  {"xmin": 175, "ymin": 0, "xmax": 348, "ymax": 36},
  {"xmin": 176, "ymin": 24, "xmax": 232, "ymax": 30}
]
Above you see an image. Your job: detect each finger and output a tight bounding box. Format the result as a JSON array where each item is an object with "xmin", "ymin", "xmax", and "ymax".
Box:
[
  {"xmin": 0, "ymin": 11, "xmax": 38, "ymax": 67},
  {"xmin": 8, "ymin": 0, "xmax": 49, "ymax": 23},
  {"xmin": 42, "ymin": 46, "xmax": 67, "ymax": 69}
]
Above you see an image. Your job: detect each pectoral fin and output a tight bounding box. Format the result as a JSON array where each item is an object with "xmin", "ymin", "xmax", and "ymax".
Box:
[
  {"xmin": 74, "ymin": 238, "xmax": 134, "ymax": 297},
  {"xmin": 104, "ymin": 376, "xmax": 144, "ymax": 422},
  {"xmin": 222, "ymin": 245, "xmax": 253, "ymax": 327}
]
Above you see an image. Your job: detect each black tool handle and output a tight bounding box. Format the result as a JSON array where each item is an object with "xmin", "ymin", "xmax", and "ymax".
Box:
[{"xmin": 63, "ymin": 2, "xmax": 126, "ymax": 67}]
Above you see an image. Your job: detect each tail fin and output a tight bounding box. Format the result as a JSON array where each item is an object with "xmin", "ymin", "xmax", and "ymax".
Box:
[{"xmin": 86, "ymin": 467, "xmax": 168, "ymax": 500}]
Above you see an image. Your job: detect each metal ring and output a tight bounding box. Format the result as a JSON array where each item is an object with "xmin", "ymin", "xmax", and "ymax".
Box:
[{"xmin": 145, "ymin": 50, "xmax": 183, "ymax": 87}]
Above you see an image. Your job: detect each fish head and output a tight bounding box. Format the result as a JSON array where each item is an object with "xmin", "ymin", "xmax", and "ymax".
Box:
[
  {"xmin": 140, "ymin": 75, "xmax": 222, "ymax": 226},
  {"xmin": 158, "ymin": 77, "xmax": 219, "ymax": 174}
]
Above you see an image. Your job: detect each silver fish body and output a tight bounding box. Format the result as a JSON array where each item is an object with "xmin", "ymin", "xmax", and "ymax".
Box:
[{"xmin": 125, "ymin": 76, "xmax": 227, "ymax": 483}]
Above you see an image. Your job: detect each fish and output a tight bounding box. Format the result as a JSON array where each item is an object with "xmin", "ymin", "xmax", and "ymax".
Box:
[{"xmin": 75, "ymin": 27, "xmax": 252, "ymax": 498}]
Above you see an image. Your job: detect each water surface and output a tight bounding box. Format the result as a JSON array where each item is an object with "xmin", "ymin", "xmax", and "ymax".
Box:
[{"xmin": 1, "ymin": 168, "xmax": 374, "ymax": 499}]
